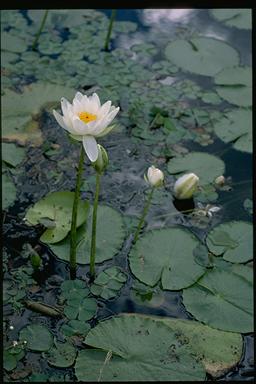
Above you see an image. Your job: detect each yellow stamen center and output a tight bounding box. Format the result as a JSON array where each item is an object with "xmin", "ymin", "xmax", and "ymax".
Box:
[{"xmin": 78, "ymin": 111, "xmax": 97, "ymax": 124}]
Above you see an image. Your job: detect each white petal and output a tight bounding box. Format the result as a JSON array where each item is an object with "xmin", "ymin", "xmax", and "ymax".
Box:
[
  {"xmin": 82, "ymin": 136, "xmax": 99, "ymax": 162},
  {"xmin": 72, "ymin": 116, "xmax": 91, "ymax": 135},
  {"xmin": 61, "ymin": 97, "xmax": 71, "ymax": 116},
  {"xmin": 98, "ymin": 101, "xmax": 111, "ymax": 118},
  {"xmin": 96, "ymin": 124, "xmax": 115, "ymax": 137},
  {"xmin": 91, "ymin": 93, "xmax": 101, "ymax": 109},
  {"xmin": 74, "ymin": 92, "xmax": 84, "ymax": 102},
  {"xmin": 53, "ymin": 110, "xmax": 68, "ymax": 130},
  {"xmin": 94, "ymin": 107, "xmax": 120, "ymax": 136},
  {"xmin": 106, "ymin": 107, "xmax": 120, "ymax": 123}
]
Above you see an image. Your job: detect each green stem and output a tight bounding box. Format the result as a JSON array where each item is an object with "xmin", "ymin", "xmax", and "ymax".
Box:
[
  {"xmin": 133, "ymin": 187, "xmax": 155, "ymax": 243},
  {"xmin": 104, "ymin": 9, "xmax": 116, "ymax": 51},
  {"xmin": 90, "ymin": 172, "xmax": 101, "ymax": 279},
  {"xmin": 32, "ymin": 10, "xmax": 49, "ymax": 51},
  {"xmin": 70, "ymin": 145, "xmax": 85, "ymax": 278}
]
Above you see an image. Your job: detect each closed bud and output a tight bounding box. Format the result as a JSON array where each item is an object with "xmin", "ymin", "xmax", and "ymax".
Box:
[
  {"xmin": 92, "ymin": 145, "xmax": 109, "ymax": 174},
  {"xmin": 215, "ymin": 175, "xmax": 225, "ymax": 186},
  {"xmin": 145, "ymin": 166, "xmax": 164, "ymax": 187},
  {"xmin": 173, "ymin": 173, "xmax": 199, "ymax": 200}
]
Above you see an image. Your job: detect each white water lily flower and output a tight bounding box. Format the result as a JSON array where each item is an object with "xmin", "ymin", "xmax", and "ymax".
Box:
[
  {"xmin": 145, "ymin": 165, "xmax": 164, "ymax": 187},
  {"xmin": 173, "ymin": 173, "xmax": 199, "ymax": 200},
  {"xmin": 53, "ymin": 92, "xmax": 120, "ymax": 162}
]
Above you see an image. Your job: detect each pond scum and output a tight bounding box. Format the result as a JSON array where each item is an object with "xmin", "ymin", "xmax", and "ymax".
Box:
[{"xmin": 2, "ymin": 9, "xmax": 253, "ymax": 382}]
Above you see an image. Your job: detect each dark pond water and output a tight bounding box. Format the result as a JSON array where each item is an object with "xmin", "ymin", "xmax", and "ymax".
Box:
[{"xmin": 2, "ymin": 8, "xmax": 253, "ymax": 382}]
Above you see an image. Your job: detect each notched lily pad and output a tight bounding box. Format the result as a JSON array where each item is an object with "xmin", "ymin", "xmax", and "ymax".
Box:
[
  {"xmin": 183, "ymin": 266, "xmax": 253, "ymax": 333},
  {"xmin": 2, "ymin": 173, "xmax": 17, "ymax": 210},
  {"xmin": 25, "ymin": 191, "xmax": 89, "ymax": 244},
  {"xmin": 60, "ymin": 320, "xmax": 91, "ymax": 338},
  {"xmin": 165, "ymin": 37, "xmax": 239, "ymax": 76},
  {"xmin": 76, "ymin": 315, "xmax": 205, "ymax": 381},
  {"xmin": 210, "ymin": 9, "xmax": 252, "ymax": 30},
  {"xmin": 49, "ymin": 205, "xmax": 125, "ymax": 264},
  {"xmin": 2, "ymin": 143, "xmax": 26, "ymax": 167},
  {"xmin": 43, "ymin": 340, "xmax": 77, "ymax": 368},
  {"xmin": 129, "ymin": 227, "xmax": 206, "ymax": 290},
  {"xmin": 206, "ymin": 221, "xmax": 253, "ymax": 263},
  {"xmin": 90, "ymin": 266, "xmax": 127, "ymax": 300}
]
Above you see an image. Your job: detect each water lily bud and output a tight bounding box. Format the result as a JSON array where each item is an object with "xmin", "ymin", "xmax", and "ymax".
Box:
[
  {"xmin": 92, "ymin": 145, "xmax": 109, "ymax": 174},
  {"xmin": 173, "ymin": 173, "xmax": 199, "ymax": 200},
  {"xmin": 215, "ymin": 175, "xmax": 225, "ymax": 186},
  {"xmin": 146, "ymin": 166, "xmax": 164, "ymax": 187}
]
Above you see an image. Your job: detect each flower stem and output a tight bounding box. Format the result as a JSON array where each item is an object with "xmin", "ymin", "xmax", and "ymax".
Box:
[
  {"xmin": 90, "ymin": 172, "xmax": 101, "ymax": 279},
  {"xmin": 133, "ymin": 187, "xmax": 155, "ymax": 243},
  {"xmin": 32, "ymin": 10, "xmax": 49, "ymax": 51},
  {"xmin": 104, "ymin": 9, "xmax": 116, "ymax": 51},
  {"xmin": 70, "ymin": 145, "xmax": 85, "ymax": 278}
]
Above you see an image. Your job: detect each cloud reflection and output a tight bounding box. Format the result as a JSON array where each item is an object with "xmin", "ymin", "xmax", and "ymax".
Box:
[{"xmin": 142, "ymin": 9, "xmax": 196, "ymax": 24}]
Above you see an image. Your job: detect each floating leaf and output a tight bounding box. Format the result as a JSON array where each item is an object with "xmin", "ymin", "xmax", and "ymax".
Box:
[
  {"xmin": 183, "ymin": 266, "xmax": 253, "ymax": 333},
  {"xmin": 210, "ymin": 9, "xmax": 252, "ymax": 30},
  {"xmin": 60, "ymin": 279, "xmax": 90, "ymax": 301},
  {"xmin": 49, "ymin": 205, "xmax": 125, "ymax": 264},
  {"xmin": 2, "ymin": 173, "xmax": 17, "ymax": 210},
  {"xmin": 214, "ymin": 66, "xmax": 252, "ymax": 107},
  {"xmin": 2, "ymin": 83, "xmax": 74, "ymax": 146},
  {"xmin": 43, "ymin": 340, "xmax": 76, "ymax": 368},
  {"xmin": 19, "ymin": 324, "xmax": 53, "ymax": 352},
  {"xmin": 165, "ymin": 38, "xmax": 239, "ymax": 76},
  {"xmin": 1, "ymin": 32, "xmax": 27, "ymax": 53},
  {"xmin": 121, "ymin": 313, "xmax": 243, "ymax": 378},
  {"xmin": 129, "ymin": 228, "xmax": 206, "ymax": 290},
  {"xmin": 90, "ymin": 267, "xmax": 127, "ymax": 300},
  {"xmin": 213, "ymin": 109, "xmax": 252, "ymax": 153},
  {"xmin": 60, "ymin": 320, "xmax": 90, "ymax": 337},
  {"xmin": 64, "ymin": 297, "xmax": 97, "ymax": 322},
  {"xmin": 2, "ymin": 143, "xmax": 25, "ymax": 167},
  {"xmin": 25, "ymin": 191, "xmax": 89, "ymax": 244},
  {"xmin": 4, "ymin": 348, "xmax": 25, "ymax": 372},
  {"xmin": 131, "ymin": 280, "xmax": 165, "ymax": 308},
  {"xmin": 75, "ymin": 316, "xmax": 206, "ymax": 381},
  {"xmin": 206, "ymin": 221, "xmax": 253, "ymax": 263},
  {"xmin": 167, "ymin": 152, "xmax": 225, "ymax": 185}
]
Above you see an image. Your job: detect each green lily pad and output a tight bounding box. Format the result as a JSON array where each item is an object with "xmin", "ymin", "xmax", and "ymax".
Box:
[
  {"xmin": 131, "ymin": 280, "xmax": 166, "ymax": 308},
  {"xmin": 90, "ymin": 267, "xmax": 127, "ymax": 300},
  {"xmin": 43, "ymin": 340, "xmax": 76, "ymax": 368},
  {"xmin": 64, "ymin": 297, "xmax": 97, "ymax": 322},
  {"xmin": 167, "ymin": 152, "xmax": 225, "ymax": 185},
  {"xmin": 2, "ymin": 83, "xmax": 74, "ymax": 146},
  {"xmin": 129, "ymin": 228, "xmax": 206, "ymax": 290},
  {"xmin": 2, "ymin": 173, "xmax": 17, "ymax": 210},
  {"xmin": 60, "ymin": 320, "xmax": 91, "ymax": 338},
  {"xmin": 60, "ymin": 279, "xmax": 90, "ymax": 301},
  {"xmin": 25, "ymin": 191, "xmax": 89, "ymax": 244},
  {"xmin": 2, "ymin": 143, "xmax": 25, "ymax": 167},
  {"xmin": 213, "ymin": 109, "xmax": 252, "ymax": 153},
  {"xmin": 4, "ymin": 347, "xmax": 25, "ymax": 372},
  {"xmin": 210, "ymin": 9, "xmax": 252, "ymax": 30},
  {"xmin": 206, "ymin": 221, "xmax": 253, "ymax": 263},
  {"xmin": 214, "ymin": 66, "xmax": 252, "ymax": 107},
  {"xmin": 49, "ymin": 205, "xmax": 125, "ymax": 264},
  {"xmin": 121, "ymin": 313, "xmax": 243, "ymax": 378},
  {"xmin": 1, "ymin": 32, "xmax": 27, "ymax": 53},
  {"xmin": 19, "ymin": 324, "xmax": 53, "ymax": 352},
  {"xmin": 165, "ymin": 37, "xmax": 239, "ymax": 76},
  {"xmin": 76, "ymin": 316, "xmax": 206, "ymax": 381},
  {"xmin": 183, "ymin": 266, "xmax": 253, "ymax": 333}
]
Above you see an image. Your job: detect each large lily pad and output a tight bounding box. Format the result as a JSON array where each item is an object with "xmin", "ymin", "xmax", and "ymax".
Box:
[
  {"xmin": 76, "ymin": 315, "xmax": 206, "ymax": 381},
  {"xmin": 167, "ymin": 152, "xmax": 225, "ymax": 185},
  {"xmin": 183, "ymin": 266, "xmax": 253, "ymax": 333},
  {"xmin": 1, "ymin": 32, "xmax": 27, "ymax": 53},
  {"xmin": 210, "ymin": 9, "xmax": 252, "ymax": 30},
  {"xmin": 2, "ymin": 173, "xmax": 17, "ymax": 210},
  {"xmin": 2, "ymin": 83, "xmax": 74, "ymax": 146},
  {"xmin": 165, "ymin": 37, "xmax": 239, "ymax": 76},
  {"xmin": 206, "ymin": 221, "xmax": 253, "ymax": 263},
  {"xmin": 49, "ymin": 205, "xmax": 125, "ymax": 264},
  {"xmin": 121, "ymin": 313, "xmax": 243, "ymax": 378},
  {"xmin": 213, "ymin": 109, "xmax": 252, "ymax": 153},
  {"xmin": 25, "ymin": 191, "xmax": 89, "ymax": 244},
  {"xmin": 129, "ymin": 228, "xmax": 206, "ymax": 290},
  {"xmin": 90, "ymin": 266, "xmax": 127, "ymax": 300},
  {"xmin": 19, "ymin": 324, "xmax": 53, "ymax": 352},
  {"xmin": 214, "ymin": 66, "xmax": 252, "ymax": 107}
]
